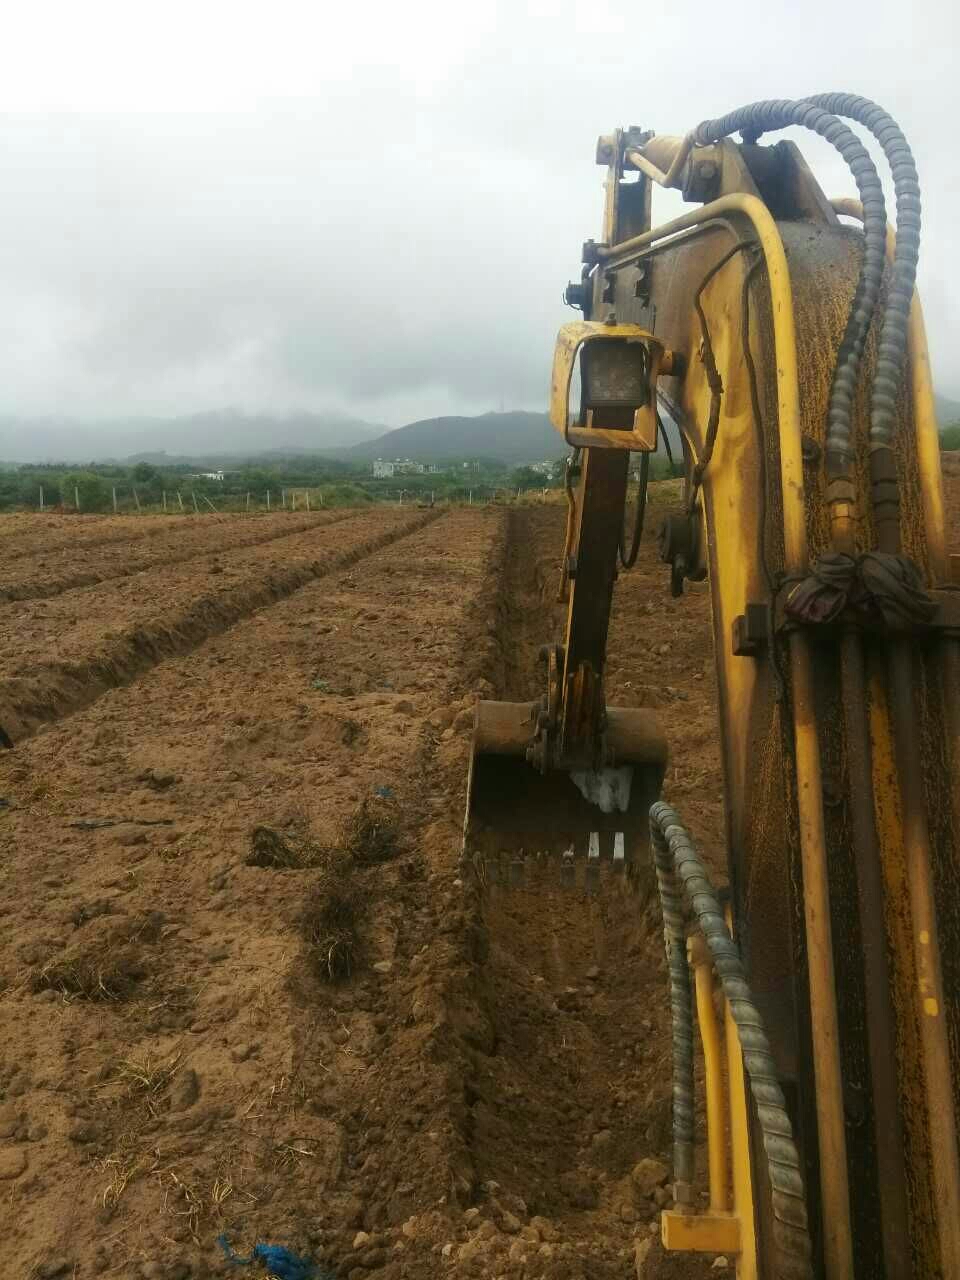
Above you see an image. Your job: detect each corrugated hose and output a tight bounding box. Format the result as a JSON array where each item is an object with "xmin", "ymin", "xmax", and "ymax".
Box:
[{"xmin": 650, "ymin": 801, "xmax": 814, "ymax": 1280}]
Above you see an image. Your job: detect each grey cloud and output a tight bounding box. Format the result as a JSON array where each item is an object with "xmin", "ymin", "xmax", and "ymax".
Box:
[{"xmin": 0, "ymin": 0, "xmax": 956, "ymax": 453}]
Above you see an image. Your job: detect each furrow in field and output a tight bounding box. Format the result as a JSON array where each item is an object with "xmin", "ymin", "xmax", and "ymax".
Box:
[
  {"xmin": 0, "ymin": 512, "xmax": 214, "ymax": 561},
  {"xmin": 0, "ymin": 508, "xmax": 440, "ymax": 742},
  {"xmin": 0, "ymin": 508, "xmax": 508, "ymax": 1277},
  {"xmin": 0, "ymin": 510, "xmax": 351, "ymax": 603}
]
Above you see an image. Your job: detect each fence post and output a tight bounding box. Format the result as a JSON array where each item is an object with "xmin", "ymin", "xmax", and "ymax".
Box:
[
  {"xmin": 306, "ymin": 490, "xmax": 311, "ymax": 511},
  {"xmin": 39, "ymin": 484, "xmax": 44, "ymax": 511},
  {"xmin": 133, "ymin": 487, "xmax": 141, "ymax": 512},
  {"xmin": 291, "ymin": 490, "xmax": 296, "ymax": 511},
  {"xmin": 162, "ymin": 490, "xmax": 167, "ymax": 512},
  {"xmin": 177, "ymin": 491, "xmax": 184, "ymax": 511},
  {"xmin": 75, "ymin": 485, "xmax": 81, "ymax": 511},
  {"xmin": 319, "ymin": 491, "xmax": 324, "ymax": 507},
  {"xmin": 112, "ymin": 486, "xmax": 118, "ymax": 513},
  {"xmin": 192, "ymin": 491, "xmax": 199, "ymax": 513},
  {"xmin": 246, "ymin": 492, "xmax": 251, "ymax": 511},
  {"xmin": 469, "ymin": 490, "xmax": 473, "ymax": 505},
  {"xmin": 267, "ymin": 490, "xmax": 271, "ymax": 510}
]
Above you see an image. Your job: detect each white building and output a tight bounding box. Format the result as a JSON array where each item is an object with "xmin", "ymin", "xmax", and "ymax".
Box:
[{"xmin": 373, "ymin": 459, "xmax": 395, "ymax": 478}]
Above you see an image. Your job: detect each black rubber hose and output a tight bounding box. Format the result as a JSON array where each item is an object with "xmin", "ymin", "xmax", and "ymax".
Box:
[
  {"xmin": 618, "ymin": 450, "xmax": 649, "ymax": 570},
  {"xmin": 694, "ymin": 100, "xmax": 888, "ymax": 475}
]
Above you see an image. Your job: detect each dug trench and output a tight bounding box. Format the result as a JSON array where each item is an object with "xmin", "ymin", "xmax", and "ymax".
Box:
[{"xmin": 436, "ymin": 502, "xmax": 719, "ymax": 1280}]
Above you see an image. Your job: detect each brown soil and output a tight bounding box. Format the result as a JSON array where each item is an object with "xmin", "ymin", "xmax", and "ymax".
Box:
[
  {"xmin": 0, "ymin": 512, "xmax": 344, "ymax": 602},
  {"xmin": 0, "ymin": 475, "xmax": 956, "ymax": 1280}
]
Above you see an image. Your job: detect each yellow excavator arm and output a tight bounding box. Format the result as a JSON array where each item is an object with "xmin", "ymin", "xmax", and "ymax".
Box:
[{"xmin": 465, "ymin": 95, "xmax": 960, "ymax": 1279}]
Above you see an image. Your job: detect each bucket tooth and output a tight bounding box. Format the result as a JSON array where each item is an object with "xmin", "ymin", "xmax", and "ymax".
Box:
[
  {"xmin": 586, "ymin": 831, "xmax": 601, "ymax": 893},
  {"xmin": 613, "ymin": 830, "xmax": 626, "ymax": 873}
]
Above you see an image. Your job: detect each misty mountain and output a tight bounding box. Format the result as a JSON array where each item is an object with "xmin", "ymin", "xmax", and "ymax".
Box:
[
  {"xmin": 0, "ymin": 409, "xmax": 384, "ymax": 464},
  {"xmin": 336, "ymin": 411, "xmax": 567, "ymax": 464}
]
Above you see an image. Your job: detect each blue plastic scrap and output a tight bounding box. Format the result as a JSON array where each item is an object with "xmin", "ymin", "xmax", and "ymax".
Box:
[{"xmin": 217, "ymin": 1233, "xmax": 332, "ymax": 1280}]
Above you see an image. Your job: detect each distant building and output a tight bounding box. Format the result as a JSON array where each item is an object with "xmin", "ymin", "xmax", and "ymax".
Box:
[
  {"xmin": 529, "ymin": 461, "xmax": 556, "ymax": 476},
  {"xmin": 190, "ymin": 470, "xmax": 225, "ymax": 481},
  {"xmin": 375, "ymin": 458, "xmax": 426, "ymax": 476}
]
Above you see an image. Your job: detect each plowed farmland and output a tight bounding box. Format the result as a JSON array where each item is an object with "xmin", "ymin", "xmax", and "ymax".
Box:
[{"xmin": 0, "ymin": 478, "xmax": 957, "ymax": 1280}]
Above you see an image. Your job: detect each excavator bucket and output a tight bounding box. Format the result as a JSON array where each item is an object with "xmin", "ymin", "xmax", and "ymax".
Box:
[{"xmin": 463, "ymin": 698, "xmax": 667, "ymax": 892}]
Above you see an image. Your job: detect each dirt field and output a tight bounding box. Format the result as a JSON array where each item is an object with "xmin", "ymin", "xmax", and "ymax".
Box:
[{"xmin": 0, "ymin": 474, "xmax": 957, "ymax": 1280}]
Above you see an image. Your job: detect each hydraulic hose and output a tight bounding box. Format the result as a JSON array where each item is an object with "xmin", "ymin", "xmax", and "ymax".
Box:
[
  {"xmin": 618, "ymin": 450, "xmax": 649, "ymax": 570},
  {"xmin": 694, "ymin": 100, "xmax": 887, "ymax": 491},
  {"xmin": 807, "ymin": 94, "xmax": 921, "ymax": 550},
  {"xmin": 650, "ymin": 802, "xmax": 813, "ymax": 1280}
]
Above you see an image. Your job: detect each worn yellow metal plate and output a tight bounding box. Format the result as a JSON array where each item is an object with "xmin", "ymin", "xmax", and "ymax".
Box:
[{"xmin": 661, "ymin": 1209, "xmax": 741, "ymax": 1255}]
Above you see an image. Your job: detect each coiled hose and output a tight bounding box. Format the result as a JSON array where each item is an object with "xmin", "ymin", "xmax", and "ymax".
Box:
[
  {"xmin": 650, "ymin": 801, "xmax": 813, "ymax": 1280},
  {"xmin": 693, "ymin": 99, "xmax": 887, "ymax": 478}
]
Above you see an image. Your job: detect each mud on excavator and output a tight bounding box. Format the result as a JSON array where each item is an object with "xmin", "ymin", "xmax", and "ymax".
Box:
[{"xmin": 463, "ymin": 95, "xmax": 960, "ymax": 1279}]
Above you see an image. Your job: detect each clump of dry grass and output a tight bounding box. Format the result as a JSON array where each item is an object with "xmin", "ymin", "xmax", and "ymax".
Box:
[
  {"xmin": 340, "ymin": 797, "xmax": 400, "ymax": 866},
  {"xmin": 301, "ymin": 853, "xmax": 361, "ymax": 983},
  {"xmin": 247, "ymin": 825, "xmax": 324, "ymax": 869},
  {"xmin": 31, "ymin": 945, "xmax": 146, "ymax": 1002}
]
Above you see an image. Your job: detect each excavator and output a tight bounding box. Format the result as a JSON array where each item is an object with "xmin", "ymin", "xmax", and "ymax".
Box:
[{"xmin": 463, "ymin": 96, "xmax": 960, "ymax": 1278}]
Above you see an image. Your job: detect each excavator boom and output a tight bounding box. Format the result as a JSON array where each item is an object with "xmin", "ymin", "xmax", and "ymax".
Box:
[{"xmin": 465, "ymin": 96, "xmax": 960, "ymax": 1279}]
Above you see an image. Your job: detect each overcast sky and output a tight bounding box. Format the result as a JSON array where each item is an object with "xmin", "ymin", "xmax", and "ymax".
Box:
[{"xmin": 0, "ymin": 0, "xmax": 957, "ymax": 445}]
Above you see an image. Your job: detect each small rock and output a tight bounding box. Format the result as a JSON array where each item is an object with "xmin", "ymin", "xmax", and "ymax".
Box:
[
  {"xmin": 634, "ymin": 1237, "xmax": 653, "ymax": 1275},
  {"xmin": 620, "ymin": 1203, "xmax": 637, "ymax": 1223},
  {"xmin": 27, "ymin": 1123, "xmax": 48, "ymax": 1142},
  {"xmin": 68, "ymin": 1121, "xmax": 100, "ymax": 1145},
  {"xmin": 712, "ymin": 1258, "xmax": 730, "ymax": 1270},
  {"xmin": 631, "ymin": 1157, "xmax": 670, "ymax": 1197},
  {"xmin": 507, "ymin": 1240, "xmax": 527, "ymax": 1262},
  {"xmin": 529, "ymin": 1217, "xmax": 558, "ymax": 1243},
  {"xmin": 372, "ymin": 960, "xmax": 393, "ymax": 975},
  {"xmin": 585, "ymin": 965, "xmax": 601, "ymax": 980},
  {"xmin": 499, "ymin": 1210, "xmax": 523, "ymax": 1234},
  {"xmin": 538, "ymin": 1243, "xmax": 555, "ymax": 1259},
  {"xmin": 440, "ymin": 728, "xmax": 455, "ymax": 742},
  {"xmin": 440, "ymin": 1242, "xmax": 454, "ymax": 1258},
  {"xmin": 0, "ymin": 1102, "xmax": 21, "ymax": 1139},
  {"xmin": 654, "ymin": 1185, "xmax": 672, "ymax": 1208},
  {"xmin": 353, "ymin": 1231, "xmax": 371, "ymax": 1249},
  {"xmin": 36, "ymin": 1260, "xmax": 73, "ymax": 1279},
  {"xmin": 462, "ymin": 1207, "xmax": 481, "ymax": 1224},
  {"xmin": 0, "ymin": 1147, "xmax": 28, "ymax": 1180},
  {"xmin": 401, "ymin": 1216, "xmax": 419, "ymax": 1239},
  {"xmin": 169, "ymin": 1069, "xmax": 200, "ymax": 1112},
  {"xmin": 393, "ymin": 700, "xmax": 415, "ymax": 715}
]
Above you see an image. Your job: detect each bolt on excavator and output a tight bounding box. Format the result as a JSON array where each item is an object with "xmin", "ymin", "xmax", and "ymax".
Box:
[{"xmin": 464, "ymin": 95, "xmax": 960, "ymax": 1278}]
